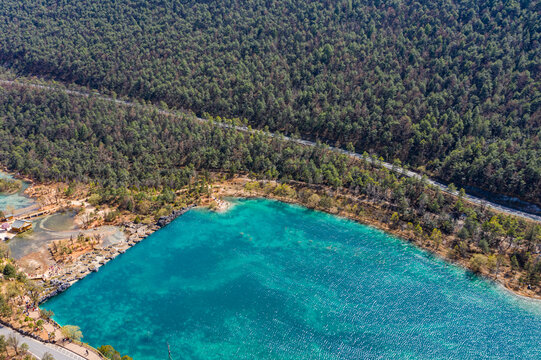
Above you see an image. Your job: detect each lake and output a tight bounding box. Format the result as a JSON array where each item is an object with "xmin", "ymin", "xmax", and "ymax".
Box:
[
  {"xmin": 43, "ymin": 199, "xmax": 541, "ymax": 359},
  {"xmin": 0, "ymin": 172, "xmax": 34, "ymax": 211}
]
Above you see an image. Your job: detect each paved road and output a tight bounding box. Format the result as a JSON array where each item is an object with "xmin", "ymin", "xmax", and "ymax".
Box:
[
  {"xmin": 0, "ymin": 324, "xmax": 85, "ymax": 360},
  {"xmin": 1, "ymin": 79, "xmax": 539, "ymax": 223}
]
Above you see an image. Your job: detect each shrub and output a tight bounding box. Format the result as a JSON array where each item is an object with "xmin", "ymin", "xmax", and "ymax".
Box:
[
  {"xmin": 61, "ymin": 325, "xmax": 83, "ymax": 342},
  {"xmin": 469, "ymin": 254, "xmax": 488, "ymax": 273},
  {"xmin": 273, "ymin": 184, "xmax": 296, "ymax": 197},
  {"xmin": 306, "ymin": 194, "xmax": 321, "ymax": 208},
  {"xmin": 2, "ymin": 264, "xmax": 16, "ymax": 278},
  {"xmin": 40, "ymin": 309, "xmax": 54, "ymax": 320}
]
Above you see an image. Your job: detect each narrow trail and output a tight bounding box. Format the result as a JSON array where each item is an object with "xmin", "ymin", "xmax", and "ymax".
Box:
[{"xmin": 1, "ymin": 79, "xmax": 539, "ymax": 223}]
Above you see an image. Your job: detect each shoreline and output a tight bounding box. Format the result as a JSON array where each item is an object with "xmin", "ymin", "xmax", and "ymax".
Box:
[
  {"xmin": 37, "ymin": 191, "xmax": 541, "ymax": 303},
  {"xmin": 10, "ymin": 174, "xmax": 541, "ymax": 302},
  {"xmin": 38, "ymin": 222, "xmax": 158, "ymax": 303},
  {"xmin": 208, "ymin": 178, "xmax": 541, "ymax": 300},
  {"xmin": 31, "ymin": 177, "xmax": 541, "ymax": 302},
  {"xmin": 0, "ymin": 187, "xmax": 21, "ymax": 196},
  {"xmin": 0, "ymin": 170, "xmax": 538, "ymax": 350},
  {"xmin": 2, "ymin": 78, "xmax": 540, "ymax": 222},
  {"xmin": 225, "ymin": 196, "xmax": 541, "ymax": 304},
  {"xmin": 40, "ymin": 204, "xmax": 198, "ymax": 302},
  {"xmin": 0, "ymin": 166, "xmax": 35, "ymax": 190}
]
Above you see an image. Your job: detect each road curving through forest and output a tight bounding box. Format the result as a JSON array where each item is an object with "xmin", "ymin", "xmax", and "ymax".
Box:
[{"xmin": 1, "ymin": 79, "xmax": 539, "ymax": 223}]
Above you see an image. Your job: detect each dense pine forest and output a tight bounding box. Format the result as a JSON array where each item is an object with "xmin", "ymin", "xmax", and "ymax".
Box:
[
  {"xmin": 0, "ymin": 84, "xmax": 354, "ymax": 189},
  {"xmin": 0, "ymin": 0, "xmax": 539, "ymax": 204},
  {"xmin": 0, "ymin": 84, "xmax": 539, "ymax": 289}
]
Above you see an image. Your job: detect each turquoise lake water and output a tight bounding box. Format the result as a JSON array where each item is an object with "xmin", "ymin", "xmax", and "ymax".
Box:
[
  {"xmin": 43, "ymin": 199, "xmax": 541, "ymax": 359},
  {"xmin": 0, "ymin": 172, "xmax": 34, "ymax": 211}
]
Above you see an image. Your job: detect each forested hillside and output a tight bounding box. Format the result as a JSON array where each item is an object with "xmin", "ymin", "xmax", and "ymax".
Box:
[
  {"xmin": 0, "ymin": 0, "xmax": 540, "ymax": 203},
  {"xmin": 0, "ymin": 84, "xmax": 354, "ymax": 188},
  {"xmin": 1, "ymin": 84, "xmax": 540, "ymax": 290}
]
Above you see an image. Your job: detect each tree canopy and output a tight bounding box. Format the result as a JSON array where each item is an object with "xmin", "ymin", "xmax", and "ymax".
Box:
[{"xmin": 0, "ymin": 0, "xmax": 539, "ymax": 203}]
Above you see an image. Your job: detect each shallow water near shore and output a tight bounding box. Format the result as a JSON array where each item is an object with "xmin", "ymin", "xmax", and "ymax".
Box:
[
  {"xmin": 8, "ymin": 210, "xmax": 79, "ymax": 259},
  {"xmin": 0, "ymin": 172, "xmax": 34, "ymax": 211},
  {"xmin": 43, "ymin": 199, "xmax": 541, "ymax": 359},
  {"xmin": 9, "ymin": 220, "xmax": 125, "ymax": 260}
]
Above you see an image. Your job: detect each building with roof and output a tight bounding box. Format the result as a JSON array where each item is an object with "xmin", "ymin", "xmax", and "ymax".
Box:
[{"xmin": 11, "ymin": 220, "xmax": 31, "ymax": 233}]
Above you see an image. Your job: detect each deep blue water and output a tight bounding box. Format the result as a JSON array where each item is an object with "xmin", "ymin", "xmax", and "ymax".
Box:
[{"xmin": 43, "ymin": 199, "xmax": 541, "ymax": 359}]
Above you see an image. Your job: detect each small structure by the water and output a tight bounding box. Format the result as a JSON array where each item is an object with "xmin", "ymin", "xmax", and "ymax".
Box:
[
  {"xmin": 0, "ymin": 215, "xmax": 14, "ymax": 222},
  {"xmin": 11, "ymin": 220, "xmax": 31, "ymax": 233}
]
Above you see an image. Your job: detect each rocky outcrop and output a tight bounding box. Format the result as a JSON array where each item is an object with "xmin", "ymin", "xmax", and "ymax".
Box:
[{"xmin": 156, "ymin": 205, "xmax": 195, "ymax": 228}]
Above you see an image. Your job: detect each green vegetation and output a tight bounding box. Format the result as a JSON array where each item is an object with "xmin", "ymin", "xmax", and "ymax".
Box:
[
  {"xmin": 0, "ymin": 253, "xmax": 45, "ymax": 322},
  {"xmin": 0, "ymin": 336, "xmax": 6, "ymax": 357},
  {"xmin": 2, "ymin": 264, "xmax": 17, "ymax": 279},
  {"xmin": 0, "ymin": 85, "xmax": 369, "ymax": 189},
  {"xmin": 98, "ymin": 345, "xmax": 132, "ymax": 360},
  {"xmin": 0, "ymin": 0, "xmax": 538, "ymax": 305},
  {"xmin": 19, "ymin": 343, "xmax": 29, "ymax": 356},
  {"xmin": 0, "ymin": 178, "xmax": 21, "ymax": 194},
  {"xmin": 60, "ymin": 325, "xmax": 83, "ymax": 342},
  {"xmin": 39, "ymin": 309, "xmax": 54, "ymax": 321},
  {"xmin": 0, "ymin": 83, "xmax": 539, "ymax": 292},
  {"xmin": 0, "ymin": 0, "xmax": 539, "ymax": 203},
  {"xmin": 42, "ymin": 353, "xmax": 55, "ymax": 360}
]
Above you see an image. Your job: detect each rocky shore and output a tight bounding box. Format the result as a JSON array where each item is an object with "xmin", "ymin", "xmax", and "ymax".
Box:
[
  {"xmin": 40, "ymin": 221, "xmax": 163, "ymax": 302},
  {"xmin": 39, "ymin": 204, "xmax": 214, "ymax": 302},
  {"xmin": 156, "ymin": 205, "xmax": 195, "ymax": 227}
]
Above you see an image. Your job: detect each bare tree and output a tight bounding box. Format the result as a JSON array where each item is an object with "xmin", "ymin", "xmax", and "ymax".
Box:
[
  {"xmin": 7, "ymin": 333, "xmax": 19, "ymax": 355},
  {"xmin": 20, "ymin": 342, "xmax": 29, "ymax": 355},
  {"xmin": 42, "ymin": 352, "xmax": 56, "ymax": 360}
]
